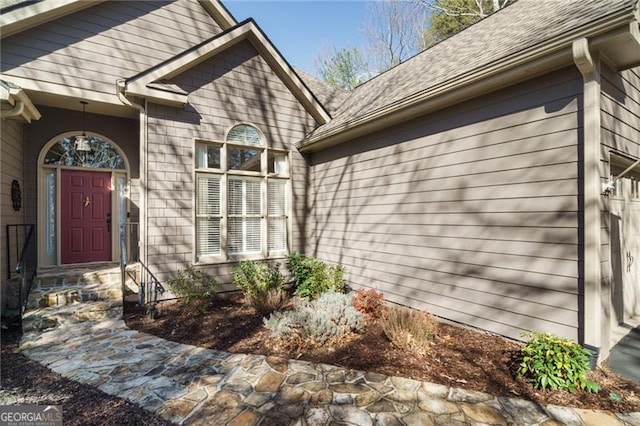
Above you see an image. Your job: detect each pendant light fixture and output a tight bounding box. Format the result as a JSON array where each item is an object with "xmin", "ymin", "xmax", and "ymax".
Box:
[{"xmin": 75, "ymin": 101, "xmax": 91, "ymax": 152}]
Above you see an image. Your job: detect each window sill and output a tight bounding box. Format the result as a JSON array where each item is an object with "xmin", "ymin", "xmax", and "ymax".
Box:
[{"xmin": 195, "ymin": 253, "xmax": 289, "ymax": 266}]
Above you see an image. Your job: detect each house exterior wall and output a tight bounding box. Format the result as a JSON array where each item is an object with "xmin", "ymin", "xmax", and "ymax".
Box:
[
  {"xmin": 1, "ymin": 119, "xmax": 26, "ymax": 283},
  {"xmin": 308, "ymin": 67, "xmax": 584, "ymax": 342},
  {"xmin": 1, "ymin": 1, "xmax": 223, "ymax": 99},
  {"xmin": 145, "ymin": 39, "xmax": 317, "ymax": 290},
  {"xmin": 600, "ymin": 62, "xmax": 640, "ymax": 347}
]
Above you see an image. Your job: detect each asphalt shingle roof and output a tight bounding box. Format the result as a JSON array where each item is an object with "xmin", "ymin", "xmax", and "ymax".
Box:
[
  {"xmin": 294, "ymin": 67, "xmax": 349, "ymax": 116},
  {"xmin": 305, "ymin": 0, "xmax": 638, "ymax": 142}
]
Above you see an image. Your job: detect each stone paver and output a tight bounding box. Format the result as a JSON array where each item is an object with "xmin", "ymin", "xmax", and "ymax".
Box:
[{"xmin": 19, "ymin": 302, "xmax": 640, "ymax": 426}]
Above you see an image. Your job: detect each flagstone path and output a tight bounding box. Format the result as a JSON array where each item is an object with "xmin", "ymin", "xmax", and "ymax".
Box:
[{"xmin": 19, "ymin": 303, "xmax": 640, "ymax": 425}]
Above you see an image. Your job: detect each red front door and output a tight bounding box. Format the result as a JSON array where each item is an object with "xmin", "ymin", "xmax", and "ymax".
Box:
[{"xmin": 61, "ymin": 170, "xmax": 112, "ymax": 264}]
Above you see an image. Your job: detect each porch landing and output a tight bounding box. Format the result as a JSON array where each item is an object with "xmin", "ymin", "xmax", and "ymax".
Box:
[
  {"xmin": 29, "ymin": 263, "xmax": 139, "ymax": 310},
  {"xmin": 22, "ymin": 263, "xmax": 140, "ymax": 331}
]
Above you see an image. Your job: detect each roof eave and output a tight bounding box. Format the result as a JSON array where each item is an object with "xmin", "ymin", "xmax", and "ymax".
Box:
[
  {"xmin": 124, "ymin": 87, "xmax": 188, "ymax": 107},
  {"xmin": 0, "ymin": 81, "xmax": 41, "ymax": 122},
  {"xmin": 0, "ymin": 0, "xmax": 105, "ymax": 39},
  {"xmin": 298, "ymin": 4, "xmax": 640, "ymax": 153}
]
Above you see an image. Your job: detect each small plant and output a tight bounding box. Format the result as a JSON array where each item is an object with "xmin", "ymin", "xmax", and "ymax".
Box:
[
  {"xmin": 288, "ymin": 251, "xmax": 345, "ymax": 300},
  {"xmin": 166, "ymin": 266, "xmax": 220, "ymax": 312},
  {"xmin": 380, "ymin": 306, "xmax": 438, "ymax": 356},
  {"xmin": 232, "ymin": 261, "xmax": 287, "ymax": 314},
  {"xmin": 251, "ymin": 288, "xmax": 290, "ymax": 315},
  {"xmin": 518, "ymin": 332, "xmax": 600, "ymax": 393},
  {"xmin": 352, "ymin": 288, "xmax": 385, "ymax": 319},
  {"xmin": 232, "ymin": 260, "xmax": 285, "ymax": 299},
  {"xmin": 264, "ymin": 291, "xmax": 364, "ymax": 346}
]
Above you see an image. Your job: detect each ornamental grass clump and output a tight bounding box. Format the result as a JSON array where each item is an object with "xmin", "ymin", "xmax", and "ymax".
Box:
[
  {"xmin": 167, "ymin": 266, "xmax": 220, "ymax": 313},
  {"xmin": 288, "ymin": 252, "xmax": 345, "ymax": 300},
  {"xmin": 380, "ymin": 306, "xmax": 438, "ymax": 356},
  {"xmin": 263, "ymin": 291, "xmax": 364, "ymax": 346},
  {"xmin": 231, "ymin": 260, "xmax": 288, "ymax": 314},
  {"xmin": 518, "ymin": 332, "xmax": 600, "ymax": 393}
]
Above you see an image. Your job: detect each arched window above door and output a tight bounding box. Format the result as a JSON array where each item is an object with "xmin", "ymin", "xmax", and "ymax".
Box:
[{"xmin": 43, "ymin": 134, "xmax": 125, "ymax": 169}]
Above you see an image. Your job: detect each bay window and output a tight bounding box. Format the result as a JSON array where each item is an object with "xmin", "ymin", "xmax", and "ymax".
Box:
[{"xmin": 195, "ymin": 124, "xmax": 289, "ymax": 261}]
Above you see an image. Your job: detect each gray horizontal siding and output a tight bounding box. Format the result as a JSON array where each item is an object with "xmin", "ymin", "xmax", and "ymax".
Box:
[
  {"xmin": 145, "ymin": 39, "xmax": 317, "ymax": 286},
  {"xmin": 308, "ymin": 67, "xmax": 583, "ymax": 342},
  {"xmin": 599, "ymin": 63, "xmax": 640, "ymax": 341},
  {"xmin": 1, "ymin": 1, "xmax": 222, "ymax": 96},
  {"xmin": 1, "ymin": 120, "xmax": 25, "ymax": 285}
]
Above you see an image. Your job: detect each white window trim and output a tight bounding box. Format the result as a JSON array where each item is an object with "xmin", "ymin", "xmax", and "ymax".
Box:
[{"xmin": 194, "ymin": 130, "xmax": 290, "ymax": 264}]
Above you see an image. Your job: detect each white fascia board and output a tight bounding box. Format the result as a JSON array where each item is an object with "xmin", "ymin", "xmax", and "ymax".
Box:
[
  {"xmin": 198, "ymin": 0, "xmax": 237, "ymax": 30},
  {"xmin": 1, "ymin": 75, "xmax": 120, "ymax": 106},
  {"xmin": 247, "ymin": 24, "xmax": 331, "ymax": 124},
  {"xmin": 124, "ymin": 86, "xmax": 188, "ymax": 107},
  {"xmin": 1, "ymin": 0, "xmax": 104, "ymax": 39}
]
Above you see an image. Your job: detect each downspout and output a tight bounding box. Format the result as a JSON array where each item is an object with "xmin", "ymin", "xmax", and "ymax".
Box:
[
  {"xmin": 0, "ymin": 100, "xmax": 25, "ymax": 119},
  {"xmin": 117, "ymin": 80, "xmax": 148, "ymax": 302},
  {"xmin": 572, "ymin": 38, "xmax": 602, "ymax": 363}
]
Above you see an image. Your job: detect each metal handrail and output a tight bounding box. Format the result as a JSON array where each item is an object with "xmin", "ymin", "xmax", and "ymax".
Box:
[
  {"xmin": 119, "ymin": 222, "xmax": 164, "ymax": 307},
  {"xmin": 5, "ymin": 224, "xmax": 36, "ymax": 316}
]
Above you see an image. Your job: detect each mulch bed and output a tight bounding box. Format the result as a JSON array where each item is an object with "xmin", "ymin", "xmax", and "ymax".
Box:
[
  {"xmin": 0, "ymin": 319, "xmax": 173, "ymax": 426},
  {"xmin": 125, "ymin": 292, "xmax": 640, "ymax": 413}
]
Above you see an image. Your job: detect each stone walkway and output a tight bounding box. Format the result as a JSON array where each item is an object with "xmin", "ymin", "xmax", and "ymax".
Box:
[{"xmin": 19, "ymin": 303, "xmax": 640, "ymax": 426}]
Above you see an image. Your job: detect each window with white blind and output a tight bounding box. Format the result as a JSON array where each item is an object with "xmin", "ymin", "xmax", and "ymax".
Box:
[{"xmin": 195, "ymin": 124, "xmax": 289, "ymax": 261}]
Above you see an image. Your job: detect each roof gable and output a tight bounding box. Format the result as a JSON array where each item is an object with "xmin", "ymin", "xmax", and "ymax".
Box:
[{"xmin": 124, "ymin": 19, "xmax": 330, "ymax": 124}]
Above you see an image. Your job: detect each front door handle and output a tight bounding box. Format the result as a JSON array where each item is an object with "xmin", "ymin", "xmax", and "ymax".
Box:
[{"xmin": 106, "ymin": 213, "xmax": 111, "ymax": 232}]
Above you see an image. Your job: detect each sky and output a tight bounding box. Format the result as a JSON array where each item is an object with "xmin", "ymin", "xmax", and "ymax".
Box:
[{"xmin": 223, "ymin": 1, "xmax": 370, "ymax": 75}]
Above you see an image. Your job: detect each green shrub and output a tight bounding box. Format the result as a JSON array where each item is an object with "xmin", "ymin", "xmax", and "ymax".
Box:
[
  {"xmin": 518, "ymin": 332, "xmax": 600, "ymax": 393},
  {"xmin": 232, "ymin": 260, "xmax": 285, "ymax": 298},
  {"xmin": 352, "ymin": 288, "xmax": 385, "ymax": 319},
  {"xmin": 263, "ymin": 291, "xmax": 364, "ymax": 346},
  {"xmin": 380, "ymin": 306, "xmax": 437, "ymax": 357},
  {"xmin": 288, "ymin": 251, "xmax": 345, "ymax": 300},
  {"xmin": 232, "ymin": 261, "xmax": 287, "ymax": 314},
  {"xmin": 167, "ymin": 266, "xmax": 220, "ymax": 312}
]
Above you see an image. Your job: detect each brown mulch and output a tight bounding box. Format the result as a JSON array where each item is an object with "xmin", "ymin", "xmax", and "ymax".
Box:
[
  {"xmin": 0, "ymin": 319, "xmax": 174, "ymax": 426},
  {"xmin": 125, "ymin": 292, "xmax": 640, "ymax": 413}
]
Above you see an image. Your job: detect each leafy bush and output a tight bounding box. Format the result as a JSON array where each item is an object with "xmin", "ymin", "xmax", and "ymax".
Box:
[
  {"xmin": 380, "ymin": 306, "xmax": 437, "ymax": 356},
  {"xmin": 167, "ymin": 266, "xmax": 220, "ymax": 312},
  {"xmin": 288, "ymin": 251, "xmax": 345, "ymax": 300},
  {"xmin": 518, "ymin": 332, "xmax": 600, "ymax": 393},
  {"xmin": 264, "ymin": 291, "xmax": 364, "ymax": 346},
  {"xmin": 232, "ymin": 261, "xmax": 287, "ymax": 314},
  {"xmin": 352, "ymin": 288, "xmax": 385, "ymax": 319}
]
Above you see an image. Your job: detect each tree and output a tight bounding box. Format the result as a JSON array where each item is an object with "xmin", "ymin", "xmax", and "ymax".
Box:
[
  {"xmin": 314, "ymin": 0, "xmax": 428, "ymax": 89},
  {"xmin": 361, "ymin": 0, "xmax": 429, "ymax": 73},
  {"xmin": 314, "ymin": 46, "xmax": 370, "ymax": 91},
  {"xmin": 421, "ymin": 0, "xmax": 512, "ymax": 46},
  {"xmin": 313, "ymin": 0, "xmax": 512, "ymax": 90}
]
